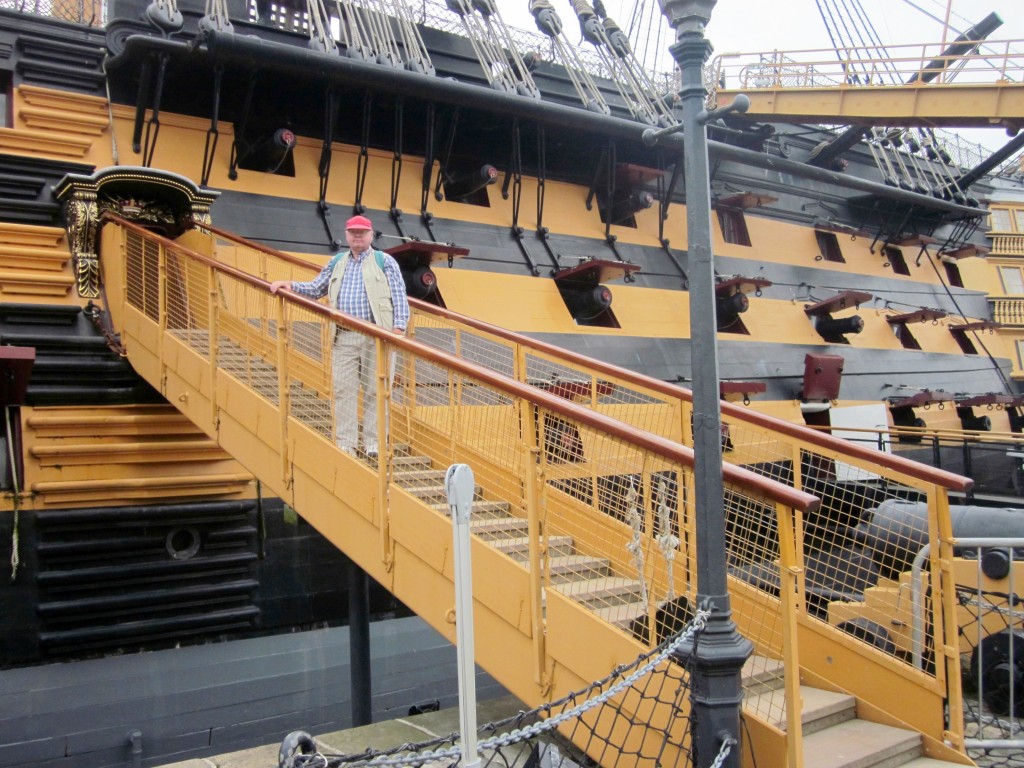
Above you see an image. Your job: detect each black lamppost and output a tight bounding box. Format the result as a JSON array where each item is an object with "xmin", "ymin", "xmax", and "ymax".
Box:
[{"xmin": 647, "ymin": 1, "xmax": 753, "ymax": 766}]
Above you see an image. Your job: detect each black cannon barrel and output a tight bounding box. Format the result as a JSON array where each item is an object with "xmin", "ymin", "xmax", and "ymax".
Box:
[
  {"xmin": 855, "ymin": 499, "xmax": 1024, "ymax": 578},
  {"xmin": 905, "ymin": 12, "xmax": 1003, "ymax": 85}
]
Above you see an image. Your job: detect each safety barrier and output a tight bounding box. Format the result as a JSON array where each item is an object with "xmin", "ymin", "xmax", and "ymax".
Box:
[
  {"xmin": 99, "ymin": 214, "xmax": 819, "ymax": 765},
  {"xmin": 178, "ymin": 219, "xmax": 974, "ymax": 755}
]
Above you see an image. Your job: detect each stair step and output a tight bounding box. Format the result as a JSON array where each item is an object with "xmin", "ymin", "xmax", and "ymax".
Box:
[
  {"xmin": 594, "ymin": 600, "xmax": 648, "ymax": 627},
  {"xmin": 743, "ymin": 685, "xmax": 856, "ymax": 734},
  {"xmin": 403, "ymin": 484, "xmax": 451, "ymax": 501},
  {"xmin": 392, "ymin": 468, "xmax": 449, "ymax": 484},
  {"xmin": 428, "ymin": 500, "xmax": 512, "ymax": 519},
  {"xmin": 555, "ymin": 576, "xmax": 643, "ymax": 607},
  {"xmin": 547, "ymin": 555, "xmax": 612, "ymax": 582},
  {"xmin": 803, "ymin": 719, "xmax": 921, "ymax": 768},
  {"xmin": 743, "ymin": 655, "xmax": 785, "ymax": 694},
  {"xmin": 491, "ymin": 535, "xmax": 575, "ymax": 558},
  {"xmin": 470, "ymin": 517, "xmax": 528, "ymax": 537}
]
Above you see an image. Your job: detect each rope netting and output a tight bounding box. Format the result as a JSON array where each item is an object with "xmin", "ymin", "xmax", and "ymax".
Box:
[{"xmin": 280, "ymin": 611, "xmax": 717, "ymax": 768}]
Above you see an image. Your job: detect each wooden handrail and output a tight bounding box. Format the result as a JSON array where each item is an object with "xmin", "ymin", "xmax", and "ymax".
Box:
[
  {"xmin": 175, "ymin": 214, "xmax": 971, "ymax": 492},
  {"xmin": 104, "ymin": 214, "xmax": 821, "ymax": 514}
]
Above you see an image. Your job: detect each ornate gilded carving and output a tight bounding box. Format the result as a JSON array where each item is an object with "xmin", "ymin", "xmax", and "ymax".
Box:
[
  {"xmin": 54, "ymin": 167, "xmax": 221, "ymax": 299},
  {"xmin": 99, "ymin": 195, "xmax": 176, "ymax": 227},
  {"xmin": 62, "ymin": 190, "xmax": 101, "ymax": 299}
]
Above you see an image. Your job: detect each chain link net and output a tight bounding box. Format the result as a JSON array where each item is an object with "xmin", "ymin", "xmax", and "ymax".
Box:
[{"xmin": 284, "ymin": 613, "xmax": 707, "ymax": 768}]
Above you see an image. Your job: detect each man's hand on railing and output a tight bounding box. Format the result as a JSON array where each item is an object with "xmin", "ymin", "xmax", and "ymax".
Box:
[{"xmin": 269, "ymin": 280, "xmax": 292, "ymax": 294}]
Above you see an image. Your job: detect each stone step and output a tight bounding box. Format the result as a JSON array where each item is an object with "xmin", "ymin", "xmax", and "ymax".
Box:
[
  {"xmin": 803, "ymin": 718, "xmax": 921, "ymax": 768},
  {"xmin": 744, "ymin": 685, "xmax": 856, "ymax": 735},
  {"xmin": 392, "ymin": 468, "xmax": 449, "ymax": 485},
  {"xmin": 743, "ymin": 655, "xmax": 785, "ymax": 694}
]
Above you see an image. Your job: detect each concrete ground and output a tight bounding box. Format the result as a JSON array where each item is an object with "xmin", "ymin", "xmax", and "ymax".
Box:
[{"xmin": 159, "ymin": 695, "xmax": 528, "ymax": 768}]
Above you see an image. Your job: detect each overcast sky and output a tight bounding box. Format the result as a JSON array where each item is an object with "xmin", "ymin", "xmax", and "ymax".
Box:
[{"xmin": 703, "ymin": 0, "xmax": 1022, "ymax": 54}]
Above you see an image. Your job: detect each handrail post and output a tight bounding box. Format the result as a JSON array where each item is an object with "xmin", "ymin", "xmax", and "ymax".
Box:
[
  {"xmin": 522, "ymin": 398, "xmax": 547, "ymax": 687},
  {"xmin": 446, "ymin": 464, "xmax": 481, "ymax": 768},
  {"xmin": 207, "ymin": 264, "xmax": 219, "ymax": 432},
  {"xmin": 274, "ymin": 294, "xmax": 290, "ymax": 487},
  {"xmin": 376, "ymin": 336, "xmax": 393, "ymax": 567},
  {"xmin": 930, "ymin": 485, "xmax": 965, "ymax": 750},
  {"xmin": 157, "ymin": 242, "xmax": 167, "ymax": 389},
  {"xmin": 775, "ymin": 499, "xmax": 805, "ymax": 768}
]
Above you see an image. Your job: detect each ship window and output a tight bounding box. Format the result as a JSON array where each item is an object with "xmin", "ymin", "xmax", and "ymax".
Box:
[
  {"xmin": 951, "ymin": 328, "xmax": 978, "ymax": 355},
  {"xmin": 1000, "ymin": 266, "xmax": 1024, "ymax": 294},
  {"xmin": 815, "ymin": 231, "xmax": 845, "ymax": 263},
  {"xmin": 891, "ymin": 321, "xmax": 921, "ymax": 350},
  {"xmin": 990, "ymin": 208, "xmax": 1013, "ymax": 232},
  {"xmin": 556, "ymin": 282, "xmax": 620, "ymax": 328},
  {"xmin": 883, "ymin": 246, "xmax": 910, "ymax": 275},
  {"xmin": 717, "ymin": 209, "xmax": 751, "ymax": 246},
  {"xmin": 943, "ymin": 260, "xmax": 963, "ymax": 287}
]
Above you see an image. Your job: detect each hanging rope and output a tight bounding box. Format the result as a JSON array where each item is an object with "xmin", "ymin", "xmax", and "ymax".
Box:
[
  {"xmin": 624, "ymin": 479, "xmax": 649, "ymax": 608},
  {"xmin": 655, "ymin": 477, "xmax": 679, "ymax": 601},
  {"xmin": 6, "ymin": 406, "xmax": 20, "ymax": 581},
  {"xmin": 199, "ymin": 0, "xmax": 232, "ymax": 32},
  {"xmin": 305, "ymin": 0, "xmax": 337, "ymax": 52}
]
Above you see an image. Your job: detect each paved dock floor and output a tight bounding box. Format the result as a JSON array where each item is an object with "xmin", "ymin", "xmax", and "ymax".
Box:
[{"xmin": 159, "ymin": 695, "xmax": 528, "ymax": 768}]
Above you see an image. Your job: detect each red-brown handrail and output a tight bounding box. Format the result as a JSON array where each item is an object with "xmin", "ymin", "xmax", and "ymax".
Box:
[{"xmin": 107, "ymin": 213, "xmax": 820, "ymax": 514}]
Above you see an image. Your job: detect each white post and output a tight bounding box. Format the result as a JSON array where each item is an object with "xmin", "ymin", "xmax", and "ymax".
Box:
[{"xmin": 446, "ymin": 464, "xmax": 480, "ymax": 768}]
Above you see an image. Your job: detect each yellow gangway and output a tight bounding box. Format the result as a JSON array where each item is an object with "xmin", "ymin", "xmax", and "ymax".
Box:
[{"xmin": 97, "ymin": 213, "xmax": 975, "ymax": 767}]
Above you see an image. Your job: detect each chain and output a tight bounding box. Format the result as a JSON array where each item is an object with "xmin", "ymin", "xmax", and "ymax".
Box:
[
  {"xmin": 708, "ymin": 736, "xmax": 736, "ymax": 768},
  {"xmin": 296, "ymin": 610, "xmax": 709, "ymax": 768}
]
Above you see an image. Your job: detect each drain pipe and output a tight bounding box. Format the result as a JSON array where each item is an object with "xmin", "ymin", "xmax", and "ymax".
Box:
[{"xmin": 446, "ymin": 464, "xmax": 480, "ymax": 768}]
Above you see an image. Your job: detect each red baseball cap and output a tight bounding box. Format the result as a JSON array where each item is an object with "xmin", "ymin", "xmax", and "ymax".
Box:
[{"xmin": 345, "ymin": 215, "xmax": 373, "ymax": 231}]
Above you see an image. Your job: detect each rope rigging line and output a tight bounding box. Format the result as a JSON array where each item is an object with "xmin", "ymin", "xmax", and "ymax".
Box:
[
  {"xmin": 306, "ymin": 0, "xmax": 337, "ymax": 52},
  {"xmin": 446, "ymin": 0, "xmax": 540, "ymax": 97},
  {"xmin": 570, "ymin": 0, "xmax": 674, "ymax": 127},
  {"xmin": 529, "ymin": 0, "xmax": 611, "ymax": 114}
]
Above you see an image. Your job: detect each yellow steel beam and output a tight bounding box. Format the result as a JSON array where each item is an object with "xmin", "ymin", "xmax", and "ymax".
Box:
[{"xmin": 716, "ymin": 82, "xmax": 1024, "ymax": 130}]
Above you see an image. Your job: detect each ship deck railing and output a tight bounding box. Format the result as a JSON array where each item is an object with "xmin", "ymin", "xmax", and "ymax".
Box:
[
  {"xmin": 709, "ymin": 38, "xmax": 1024, "ymax": 132},
  {"xmin": 148, "ymin": 217, "xmax": 980, "ymax": 760}
]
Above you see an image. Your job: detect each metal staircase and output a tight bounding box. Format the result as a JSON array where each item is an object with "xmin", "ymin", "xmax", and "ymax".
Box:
[{"xmin": 93, "ymin": 213, "xmax": 979, "ymax": 766}]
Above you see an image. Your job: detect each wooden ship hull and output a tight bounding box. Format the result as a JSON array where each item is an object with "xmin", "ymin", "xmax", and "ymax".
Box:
[{"xmin": 0, "ymin": 0, "xmax": 1023, "ymax": 765}]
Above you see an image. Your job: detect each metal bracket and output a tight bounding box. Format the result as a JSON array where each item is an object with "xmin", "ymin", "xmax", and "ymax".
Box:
[{"xmin": 199, "ymin": 63, "xmax": 224, "ymax": 187}]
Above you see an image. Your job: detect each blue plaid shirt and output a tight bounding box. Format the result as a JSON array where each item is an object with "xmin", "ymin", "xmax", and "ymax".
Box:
[{"xmin": 292, "ymin": 249, "xmax": 410, "ymax": 331}]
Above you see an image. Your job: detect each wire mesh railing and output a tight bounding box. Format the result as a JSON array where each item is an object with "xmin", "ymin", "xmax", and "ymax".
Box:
[
  {"xmin": 174, "ymin": 221, "xmax": 972, "ymax": 748},
  {"xmin": 280, "ymin": 615, "xmax": 709, "ymax": 768},
  {"xmin": 710, "ymin": 39, "xmax": 1024, "ymax": 91},
  {"xmin": 816, "ymin": 424, "xmax": 1024, "ymax": 501},
  {"xmin": 105, "ymin": 214, "xmax": 820, "ymax": 764}
]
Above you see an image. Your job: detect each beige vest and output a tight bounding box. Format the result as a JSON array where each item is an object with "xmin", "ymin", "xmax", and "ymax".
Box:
[{"xmin": 326, "ymin": 250, "xmax": 395, "ymax": 330}]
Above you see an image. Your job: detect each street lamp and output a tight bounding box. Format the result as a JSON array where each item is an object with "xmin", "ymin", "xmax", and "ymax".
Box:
[{"xmin": 653, "ymin": 1, "xmax": 753, "ymax": 766}]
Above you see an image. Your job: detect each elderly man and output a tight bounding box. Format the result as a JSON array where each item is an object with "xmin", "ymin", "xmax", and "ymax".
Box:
[{"xmin": 270, "ymin": 215, "xmax": 409, "ymax": 457}]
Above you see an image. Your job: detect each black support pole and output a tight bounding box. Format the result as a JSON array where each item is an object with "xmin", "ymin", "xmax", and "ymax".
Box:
[
  {"xmin": 657, "ymin": 2, "xmax": 753, "ymax": 766},
  {"xmin": 348, "ymin": 558, "xmax": 372, "ymax": 727}
]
